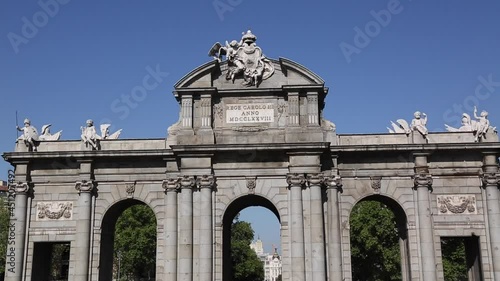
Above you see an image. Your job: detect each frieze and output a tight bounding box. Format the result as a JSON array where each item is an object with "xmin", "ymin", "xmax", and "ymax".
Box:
[
  {"xmin": 36, "ymin": 201, "xmax": 73, "ymax": 220},
  {"xmin": 437, "ymin": 195, "xmax": 477, "ymax": 215}
]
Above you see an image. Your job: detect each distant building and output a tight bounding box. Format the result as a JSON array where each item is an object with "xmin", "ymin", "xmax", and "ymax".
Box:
[
  {"xmin": 250, "ymin": 238, "xmax": 282, "ymax": 281},
  {"xmin": 0, "ymin": 180, "xmax": 8, "ymax": 198}
]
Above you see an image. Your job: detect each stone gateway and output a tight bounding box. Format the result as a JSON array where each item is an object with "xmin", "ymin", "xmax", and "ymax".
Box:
[{"xmin": 3, "ymin": 32, "xmax": 500, "ymax": 281}]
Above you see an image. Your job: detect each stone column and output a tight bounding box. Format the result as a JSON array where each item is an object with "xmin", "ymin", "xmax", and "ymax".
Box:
[
  {"xmin": 413, "ymin": 154, "xmax": 437, "ymax": 281},
  {"xmin": 163, "ymin": 177, "xmax": 180, "ymax": 281},
  {"xmin": 197, "ymin": 175, "xmax": 215, "ymax": 281},
  {"xmin": 307, "ymin": 173, "xmax": 326, "ymax": 281},
  {"xmin": 325, "ymin": 175, "xmax": 343, "ymax": 281},
  {"xmin": 287, "ymin": 173, "xmax": 306, "ymax": 281},
  {"xmin": 481, "ymin": 153, "xmax": 500, "ymax": 280},
  {"xmin": 74, "ymin": 180, "xmax": 95, "ymax": 281},
  {"xmin": 4, "ymin": 182, "xmax": 30, "ymax": 281},
  {"xmin": 179, "ymin": 175, "xmax": 195, "ymax": 281}
]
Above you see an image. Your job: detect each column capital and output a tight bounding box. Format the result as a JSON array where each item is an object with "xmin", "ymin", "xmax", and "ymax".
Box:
[
  {"xmin": 286, "ymin": 173, "xmax": 306, "ymax": 188},
  {"xmin": 179, "ymin": 175, "xmax": 196, "ymax": 189},
  {"xmin": 197, "ymin": 174, "xmax": 215, "ymax": 189},
  {"xmin": 325, "ymin": 175, "xmax": 342, "ymax": 189},
  {"xmin": 307, "ymin": 173, "xmax": 324, "ymax": 186},
  {"xmin": 480, "ymin": 172, "xmax": 500, "ymax": 187},
  {"xmin": 75, "ymin": 180, "xmax": 95, "ymax": 194},
  {"xmin": 413, "ymin": 173, "xmax": 433, "ymax": 190},
  {"xmin": 162, "ymin": 177, "xmax": 180, "ymax": 193},
  {"xmin": 11, "ymin": 181, "xmax": 32, "ymax": 195}
]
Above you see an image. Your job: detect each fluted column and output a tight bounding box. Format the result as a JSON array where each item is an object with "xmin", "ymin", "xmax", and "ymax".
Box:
[
  {"xmin": 4, "ymin": 182, "xmax": 30, "ymax": 281},
  {"xmin": 74, "ymin": 180, "xmax": 95, "ymax": 281},
  {"xmin": 325, "ymin": 175, "xmax": 343, "ymax": 281},
  {"xmin": 307, "ymin": 173, "xmax": 326, "ymax": 281},
  {"xmin": 413, "ymin": 153, "xmax": 436, "ymax": 281},
  {"xmin": 163, "ymin": 177, "xmax": 180, "ymax": 281},
  {"xmin": 481, "ymin": 153, "xmax": 500, "ymax": 280},
  {"xmin": 197, "ymin": 175, "xmax": 215, "ymax": 281},
  {"xmin": 287, "ymin": 173, "xmax": 306, "ymax": 281},
  {"xmin": 179, "ymin": 175, "xmax": 195, "ymax": 281}
]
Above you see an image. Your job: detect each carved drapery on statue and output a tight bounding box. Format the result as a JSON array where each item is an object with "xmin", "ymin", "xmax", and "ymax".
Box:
[{"xmin": 208, "ymin": 30, "xmax": 274, "ymax": 87}]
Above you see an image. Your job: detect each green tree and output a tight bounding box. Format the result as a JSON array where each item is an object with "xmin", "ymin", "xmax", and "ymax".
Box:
[
  {"xmin": 0, "ymin": 197, "xmax": 10, "ymax": 278},
  {"xmin": 350, "ymin": 200, "xmax": 401, "ymax": 281},
  {"xmin": 441, "ymin": 238, "xmax": 467, "ymax": 281},
  {"xmin": 114, "ymin": 204, "xmax": 157, "ymax": 280},
  {"xmin": 231, "ymin": 215, "xmax": 264, "ymax": 281}
]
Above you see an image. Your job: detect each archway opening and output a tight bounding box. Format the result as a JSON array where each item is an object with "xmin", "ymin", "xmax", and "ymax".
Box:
[
  {"xmin": 349, "ymin": 196, "xmax": 410, "ymax": 281},
  {"xmin": 98, "ymin": 199, "xmax": 157, "ymax": 281},
  {"xmin": 222, "ymin": 195, "xmax": 281, "ymax": 281}
]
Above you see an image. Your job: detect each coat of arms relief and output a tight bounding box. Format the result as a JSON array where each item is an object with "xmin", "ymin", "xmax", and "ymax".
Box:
[{"xmin": 209, "ymin": 30, "xmax": 274, "ymax": 87}]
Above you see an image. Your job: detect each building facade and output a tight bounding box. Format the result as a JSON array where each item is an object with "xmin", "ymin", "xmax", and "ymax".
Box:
[{"xmin": 3, "ymin": 31, "xmax": 500, "ymax": 281}]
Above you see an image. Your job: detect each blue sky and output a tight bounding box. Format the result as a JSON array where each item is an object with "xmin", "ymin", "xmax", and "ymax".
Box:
[{"xmin": 1, "ymin": 1, "xmax": 500, "ymax": 253}]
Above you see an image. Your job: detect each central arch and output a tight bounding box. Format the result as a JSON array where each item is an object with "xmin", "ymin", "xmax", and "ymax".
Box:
[{"xmin": 222, "ymin": 195, "xmax": 281, "ymax": 281}]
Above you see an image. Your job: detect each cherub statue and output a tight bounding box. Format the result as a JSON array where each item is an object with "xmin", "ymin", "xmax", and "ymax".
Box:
[
  {"xmin": 473, "ymin": 106, "xmax": 490, "ymax": 142},
  {"xmin": 16, "ymin": 118, "xmax": 39, "ymax": 151},
  {"xmin": 411, "ymin": 111, "xmax": 428, "ymax": 139},
  {"xmin": 39, "ymin": 124, "xmax": 62, "ymax": 141},
  {"xmin": 388, "ymin": 111, "xmax": 429, "ymax": 140},
  {"xmin": 81, "ymin": 119, "xmax": 100, "ymax": 149}
]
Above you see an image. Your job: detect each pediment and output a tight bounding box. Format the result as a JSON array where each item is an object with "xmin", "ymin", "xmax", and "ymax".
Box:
[{"xmin": 174, "ymin": 57, "xmax": 325, "ymax": 91}]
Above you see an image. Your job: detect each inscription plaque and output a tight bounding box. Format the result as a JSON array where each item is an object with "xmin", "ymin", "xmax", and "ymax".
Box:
[{"xmin": 226, "ymin": 103, "xmax": 274, "ymax": 124}]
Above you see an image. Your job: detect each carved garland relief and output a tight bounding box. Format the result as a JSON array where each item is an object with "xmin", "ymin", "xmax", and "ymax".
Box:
[
  {"xmin": 36, "ymin": 201, "xmax": 73, "ymax": 220},
  {"xmin": 437, "ymin": 195, "xmax": 477, "ymax": 215}
]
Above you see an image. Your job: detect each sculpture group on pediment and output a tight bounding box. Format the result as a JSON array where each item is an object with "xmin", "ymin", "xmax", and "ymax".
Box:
[
  {"xmin": 16, "ymin": 118, "xmax": 62, "ymax": 151},
  {"xmin": 388, "ymin": 111, "xmax": 429, "ymax": 139},
  {"xmin": 445, "ymin": 106, "xmax": 497, "ymax": 142},
  {"xmin": 208, "ymin": 30, "xmax": 274, "ymax": 87},
  {"xmin": 81, "ymin": 119, "xmax": 122, "ymax": 150}
]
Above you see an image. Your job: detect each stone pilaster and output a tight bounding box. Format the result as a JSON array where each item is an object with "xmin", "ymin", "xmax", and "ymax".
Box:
[
  {"xmin": 481, "ymin": 153, "xmax": 500, "ymax": 280},
  {"xmin": 163, "ymin": 177, "xmax": 180, "ymax": 281},
  {"xmin": 288, "ymin": 92, "xmax": 300, "ymax": 126},
  {"xmin": 287, "ymin": 173, "xmax": 306, "ymax": 281},
  {"xmin": 4, "ymin": 181, "xmax": 31, "ymax": 281},
  {"xmin": 179, "ymin": 175, "xmax": 195, "ymax": 281},
  {"xmin": 306, "ymin": 93, "xmax": 319, "ymax": 126},
  {"xmin": 413, "ymin": 153, "xmax": 437, "ymax": 281},
  {"xmin": 74, "ymin": 180, "xmax": 95, "ymax": 281},
  {"xmin": 181, "ymin": 95, "xmax": 193, "ymax": 128},
  {"xmin": 200, "ymin": 95, "xmax": 212, "ymax": 128},
  {"xmin": 306, "ymin": 173, "xmax": 326, "ymax": 281},
  {"xmin": 325, "ymin": 175, "xmax": 343, "ymax": 281},
  {"xmin": 197, "ymin": 175, "xmax": 215, "ymax": 281}
]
